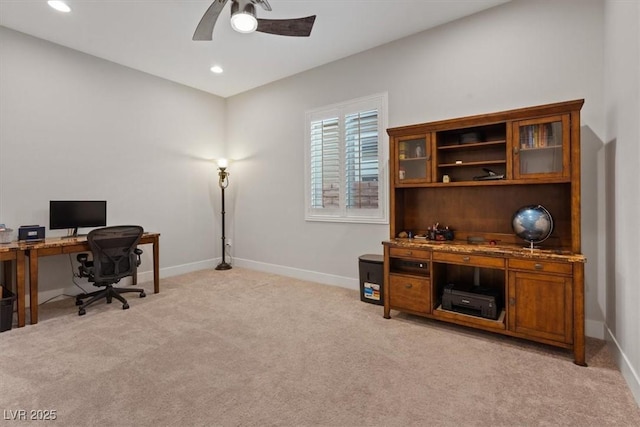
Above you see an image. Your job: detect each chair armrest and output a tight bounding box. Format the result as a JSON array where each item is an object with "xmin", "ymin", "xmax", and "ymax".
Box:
[
  {"xmin": 134, "ymin": 248, "xmax": 143, "ymax": 267},
  {"xmin": 76, "ymin": 253, "xmax": 93, "ymax": 278}
]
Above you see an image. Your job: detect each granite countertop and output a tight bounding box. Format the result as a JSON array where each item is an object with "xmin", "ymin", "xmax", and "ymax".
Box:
[
  {"xmin": 6, "ymin": 232, "xmax": 160, "ymax": 250},
  {"xmin": 383, "ymin": 238, "xmax": 586, "ymax": 263},
  {"xmin": 0, "ymin": 241, "xmax": 21, "ymax": 252}
]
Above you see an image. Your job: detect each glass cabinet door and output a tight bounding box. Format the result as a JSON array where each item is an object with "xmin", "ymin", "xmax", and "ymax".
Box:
[
  {"xmin": 396, "ymin": 135, "xmax": 430, "ymax": 183},
  {"xmin": 513, "ymin": 115, "xmax": 570, "ymax": 180}
]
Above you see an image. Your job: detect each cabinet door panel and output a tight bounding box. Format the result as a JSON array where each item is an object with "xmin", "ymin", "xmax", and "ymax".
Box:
[
  {"xmin": 395, "ymin": 135, "xmax": 431, "ymax": 184},
  {"xmin": 389, "ymin": 274, "xmax": 431, "ymax": 314},
  {"xmin": 508, "ymin": 271, "xmax": 573, "ymax": 344},
  {"xmin": 512, "ymin": 114, "xmax": 570, "ymax": 180}
]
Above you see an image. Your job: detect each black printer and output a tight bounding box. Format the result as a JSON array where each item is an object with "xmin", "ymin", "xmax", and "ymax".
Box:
[{"xmin": 441, "ymin": 283, "xmax": 502, "ymax": 320}]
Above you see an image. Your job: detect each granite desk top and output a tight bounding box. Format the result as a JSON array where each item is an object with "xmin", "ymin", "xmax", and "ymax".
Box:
[{"xmin": 383, "ymin": 238, "xmax": 586, "ymax": 263}]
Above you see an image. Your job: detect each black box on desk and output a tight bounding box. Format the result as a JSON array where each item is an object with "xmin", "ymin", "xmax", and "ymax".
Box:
[
  {"xmin": 359, "ymin": 254, "xmax": 384, "ymax": 305},
  {"xmin": 18, "ymin": 225, "xmax": 45, "ymax": 241},
  {"xmin": 0, "ymin": 286, "xmax": 15, "ymax": 332}
]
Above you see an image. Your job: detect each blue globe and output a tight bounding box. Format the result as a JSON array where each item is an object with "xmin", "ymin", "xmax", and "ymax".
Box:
[{"xmin": 512, "ymin": 205, "xmax": 553, "ymax": 245}]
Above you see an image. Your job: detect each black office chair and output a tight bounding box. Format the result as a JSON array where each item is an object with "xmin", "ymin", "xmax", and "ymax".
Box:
[{"xmin": 75, "ymin": 225, "xmax": 146, "ymax": 316}]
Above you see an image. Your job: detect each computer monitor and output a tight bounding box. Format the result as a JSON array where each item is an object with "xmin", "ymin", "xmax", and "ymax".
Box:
[{"xmin": 49, "ymin": 200, "xmax": 107, "ymax": 237}]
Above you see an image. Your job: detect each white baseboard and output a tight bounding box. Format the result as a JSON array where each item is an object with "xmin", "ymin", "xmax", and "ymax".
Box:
[
  {"xmin": 605, "ymin": 326, "xmax": 640, "ymax": 407},
  {"xmin": 146, "ymin": 258, "xmax": 218, "ymax": 280},
  {"xmin": 233, "ymin": 257, "xmax": 359, "ymax": 291}
]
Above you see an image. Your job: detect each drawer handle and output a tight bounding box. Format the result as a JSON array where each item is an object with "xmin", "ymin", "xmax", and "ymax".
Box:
[
  {"xmin": 534, "ymin": 263, "xmax": 543, "ymax": 270},
  {"xmin": 462, "ymin": 256, "xmax": 470, "ymax": 262},
  {"xmin": 404, "ymin": 283, "xmax": 413, "ymax": 289},
  {"xmin": 407, "ymin": 251, "xmax": 413, "ymax": 256}
]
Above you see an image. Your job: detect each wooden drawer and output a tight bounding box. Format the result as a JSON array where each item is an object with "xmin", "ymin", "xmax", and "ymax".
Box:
[
  {"xmin": 389, "ymin": 247, "xmax": 430, "ymax": 260},
  {"xmin": 432, "ymin": 252, "xmax": 505, "ymax": 269},
  {"xmin": 389, "ymin": 274, "xmax": 431, "ymax": 314},
  {"xmin": 508, "ymin": 259, "xmax": 573, "ymax": 276}
]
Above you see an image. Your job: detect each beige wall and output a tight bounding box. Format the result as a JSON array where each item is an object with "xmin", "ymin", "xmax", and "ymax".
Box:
[
  {"xmin": 603, "ymin": 0, "xmax": 640, "ymax": 404},
  {"xmin": 226, "ymin": 0, "xmax": 604, "ymax": 323},
  {"xmin": 0, "ymin": 27, "xmax": 227, "ymax": 296}
]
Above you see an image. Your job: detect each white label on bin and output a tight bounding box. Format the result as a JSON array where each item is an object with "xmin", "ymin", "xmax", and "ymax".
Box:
[{"xmin": 364, "ymin": 282, "xmax": 380, "ymax": 301}]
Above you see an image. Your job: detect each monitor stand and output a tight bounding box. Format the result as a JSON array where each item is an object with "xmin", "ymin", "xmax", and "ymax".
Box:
[{"xmin": 61, "ymin": 228, "xmax": 81, "ymax": 239}]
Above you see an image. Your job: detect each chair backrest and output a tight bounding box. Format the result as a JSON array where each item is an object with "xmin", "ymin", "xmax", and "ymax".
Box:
[{"xmin": 87, "ymin": 225, "xmax": 144, "ymax": 283}]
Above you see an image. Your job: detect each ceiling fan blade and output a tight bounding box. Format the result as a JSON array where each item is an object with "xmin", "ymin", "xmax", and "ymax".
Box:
[
  {"xmin": 193, "ymin": 0, "xmax": 229, "ymax": 41},
  {"xmin": 256, "ymin": 16, "xmax": 316, "ymax": 37},
  {"xmin": 252, "ymin": 0, "xmax": 272, "ymax": 12}
]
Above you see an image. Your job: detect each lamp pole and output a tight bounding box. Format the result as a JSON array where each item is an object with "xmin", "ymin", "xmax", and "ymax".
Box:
[{"xmin": 216, "ymin": 162, "xmax": 232, "ymax": 270}]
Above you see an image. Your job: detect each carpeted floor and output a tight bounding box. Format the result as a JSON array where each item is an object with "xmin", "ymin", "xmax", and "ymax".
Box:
[{"xmin": 0, "ymin": 267, "xmax": 638, "ymax": 426}]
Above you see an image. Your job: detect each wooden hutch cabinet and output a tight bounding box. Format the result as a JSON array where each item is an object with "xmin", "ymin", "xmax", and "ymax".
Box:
[{"xmin": 383, "ymin": 100, "xmax": 587, "ymax": 365}]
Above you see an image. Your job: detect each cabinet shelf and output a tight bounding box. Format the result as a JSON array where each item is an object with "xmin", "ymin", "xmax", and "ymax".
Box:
[
  {"xmin": 519, "ymin": 145, "xmax": 562, "ymax": 152},
  {"xmin": 433, "ymin": 305, "xmax": 506, "ymax": 330},
  {"xmin": 438, "ymin": 140, "xmax": 506, "ymax": 151},
  {"xmin": 438, "ymin": 160, "xmax": 506, "ymax": 168},
  {"xmin": 400, "ymin": 156, "xmax": 428, "ymax": 161}
]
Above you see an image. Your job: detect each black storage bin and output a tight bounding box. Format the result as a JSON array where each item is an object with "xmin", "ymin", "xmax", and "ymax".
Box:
[
  {"xmin": 1, "ymin": 286, "xmax": 15, "ymax": 332},
  {"xmin": 358, "ymin": 254, "xmax": 384, "ymax": 305}
]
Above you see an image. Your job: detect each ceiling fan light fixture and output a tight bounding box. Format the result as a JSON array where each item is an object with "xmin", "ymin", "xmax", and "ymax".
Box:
[{"xmin": 230, "ymin": 2, "xmax": 258, "ymax": 34}]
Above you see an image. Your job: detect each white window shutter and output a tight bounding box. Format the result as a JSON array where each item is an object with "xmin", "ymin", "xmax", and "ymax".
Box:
[
  {"xmin": 305, "ymin": 93, "xmax": 388, "ymax": 224},
  {"xmin": 310, "ymin": 118, "xmax": 340, "ymax": 209}
]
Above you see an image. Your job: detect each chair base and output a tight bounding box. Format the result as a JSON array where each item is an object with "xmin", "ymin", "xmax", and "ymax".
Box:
[{"xmin": 76, "ymin": 284, "xmax": 146, "ymax": 316}]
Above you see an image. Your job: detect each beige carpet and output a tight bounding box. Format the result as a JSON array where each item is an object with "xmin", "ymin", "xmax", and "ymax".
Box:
[{"xmin": 0, "ymin": 267, "xmax": 638, "ymax": 426}]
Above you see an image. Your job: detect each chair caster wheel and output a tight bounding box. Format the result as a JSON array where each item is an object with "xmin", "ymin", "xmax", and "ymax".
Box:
[
  {"xmin": 78, "ymin": 308, "xmax": 86, "ymax": 316},
  {"xmin": 140, "ymin": 292, "xmax": 146, "ymax": 298},
  {"xmin": 122, "ymin": 303, "xmax": 130, "ymax": 310},
  {"xmin": 75, "ymin": 299, "xmax": 83, "ymax": 306}
]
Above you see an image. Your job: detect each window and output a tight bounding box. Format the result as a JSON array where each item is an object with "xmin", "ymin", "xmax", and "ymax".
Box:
[{"xmin": 305, "ymin": 93, "xmax": 388, "ymax": 223}]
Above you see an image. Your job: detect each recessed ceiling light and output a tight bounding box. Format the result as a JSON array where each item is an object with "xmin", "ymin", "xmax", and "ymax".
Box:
[
  {"xmin": 210, "ymin": 65, "xmax": 224, "ymax": 74},
  {"xmin": 48, "ymin": 1, "xmax": 71, "ymax": 13}
]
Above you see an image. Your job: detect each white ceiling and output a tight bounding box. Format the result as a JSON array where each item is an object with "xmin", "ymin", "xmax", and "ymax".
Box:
[{"xmin": 0, "ymin": 0, "xmax": 509, "ymax": 98}]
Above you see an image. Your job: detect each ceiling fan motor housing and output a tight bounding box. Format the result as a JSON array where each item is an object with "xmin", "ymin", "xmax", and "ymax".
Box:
[{"xmin": 193, "ymin": 0, "xmax": 315, "ymax": 41}]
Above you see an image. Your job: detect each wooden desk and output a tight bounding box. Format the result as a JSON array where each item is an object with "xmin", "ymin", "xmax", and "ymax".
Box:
[
  {"xmin": 0, "ymin": 243, "xmax": 26, "ymax": 327},
  {"xmin": 18, "ymin": 232, "xmax": 160, "ymax": 325}
]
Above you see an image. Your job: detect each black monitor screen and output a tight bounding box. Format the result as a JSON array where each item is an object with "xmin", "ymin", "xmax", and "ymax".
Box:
[{"xmin": 49, "ymin": 200, "xmax": 107, "ymax": 231}]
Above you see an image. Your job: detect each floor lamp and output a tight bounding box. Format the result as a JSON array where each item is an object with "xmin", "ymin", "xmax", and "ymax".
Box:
[{"xmin": 216, "ymin": 159, "xmax": 232, "ymax": 270}]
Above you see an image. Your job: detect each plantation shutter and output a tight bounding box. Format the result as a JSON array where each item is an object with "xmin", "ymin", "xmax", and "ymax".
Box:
[
  {"xmin": 345, "ymin": 109, "xmax": 379, "ymax": 210},
  {"xmin": 305, "ymin": 93, "xmax": 387, "ymax": 224},
  {"xmin": 309, "ymin": 117, "xmax": 340, "ymax": 209}
]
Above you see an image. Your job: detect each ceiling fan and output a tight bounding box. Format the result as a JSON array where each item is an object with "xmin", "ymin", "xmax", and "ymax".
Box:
[{"xmin": 193, "ymin": 0, "xmax": 316, "ymax": 41}]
